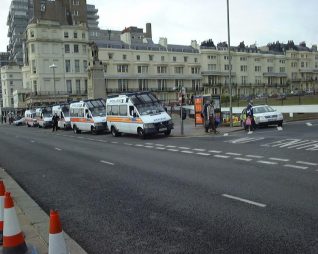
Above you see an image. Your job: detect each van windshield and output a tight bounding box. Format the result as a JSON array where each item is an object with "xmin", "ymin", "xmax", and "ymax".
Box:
[
  {"xmin": 86, "ymin": 100, "xmax": 106, "ymax": 117},
  {"xmin": 130, "ymin": 93, "xmax": 165, "ymax": 115}
]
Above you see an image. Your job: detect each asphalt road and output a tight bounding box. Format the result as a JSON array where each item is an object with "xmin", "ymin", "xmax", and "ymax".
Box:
[{"xmin": 0, "ymin": 121, "xmax": 317, "ymax": 254}]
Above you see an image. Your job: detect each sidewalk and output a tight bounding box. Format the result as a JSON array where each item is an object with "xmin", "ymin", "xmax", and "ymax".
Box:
[
  {"xmin": 0, "ymin": 168, "xmax": 87, "ymax": 254},
  {"xmin": 170, "ymin": 114, "xmax": 243, "ymax": 137}
]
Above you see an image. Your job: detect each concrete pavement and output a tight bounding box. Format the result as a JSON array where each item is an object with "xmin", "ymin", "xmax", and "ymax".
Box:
[{"xmin": 0, "ymin": 118, "xmax": 242, "ymax": 254}]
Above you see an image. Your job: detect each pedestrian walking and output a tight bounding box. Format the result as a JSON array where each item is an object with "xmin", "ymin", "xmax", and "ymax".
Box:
[
  {"xmin": 246, "ymin": 100, "xmax": 254, "ymax": 132},
  {"xmin": 202, "ymin": 100, "xmax": 210, "ymax": 133},
  {"xmin": 52, "ymin": 113, "xmax": 59, "ymax": 132},
  {"xmin": 207, "ymin": 101, "xmax": 217, "ymax": 134}
]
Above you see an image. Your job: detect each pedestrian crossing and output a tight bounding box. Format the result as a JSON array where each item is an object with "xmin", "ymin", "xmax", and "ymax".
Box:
[{"xmin": 225, "ymin": 137, "xmax": 318, "ymax": 151}]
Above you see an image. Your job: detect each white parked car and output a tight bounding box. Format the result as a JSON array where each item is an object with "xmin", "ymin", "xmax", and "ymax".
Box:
[
  {"xmin": 13, "ymin": 117, "xmax": 25, "ymax": 126},
  {"xmin": 241, "ymin": 105, "xmax": 283, "ymax": 129}
]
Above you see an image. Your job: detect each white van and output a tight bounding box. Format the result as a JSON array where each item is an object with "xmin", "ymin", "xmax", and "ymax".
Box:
[
  {"xmin": 106, "ymin": 92, "xmax": 173, "ymax": 137},
  {"xmin": 52, "ymin": 103, "xmax": 71, "ymax": 130},
  {"xmin": 24, "ymin": 109, "xmax": 38, "ymax": 127},
  {"xmin": 70, "ymin": 99, "xmax": 107, "ymax": 134},
  {"xmin": 35, "ymin": 107, "xmax": 53, "ymax": 128}
]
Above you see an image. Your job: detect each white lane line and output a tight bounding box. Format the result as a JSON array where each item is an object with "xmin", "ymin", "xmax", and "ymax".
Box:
[
  {"xmin": 226, "ymin": 152, "xmax": 242, "ymax": 156},
  {"xmin": 111, "ymin": 141, "xmax": 118, "ymax": 144},
  {"xmin": 97, "ymin": 139, "xmax": 106, "ymax": 142},
  {"xmin": 100, "ymin": 160, "xmax": 114, "ymax": 166},
  {"xmin": 135, "ymin": 144, "xmax": 144, "ymax": 147},
  {"xmin": 257, "ymin": 160, "xmax": 278, "ymax": 165},
  {"xmin": 296, "ymin": 161, "xmax": 318, "ymax": 166},
  {"xmin": 193, "ymin": 148, "xmax": 206, "ymax": 152},
  {"xmin": 145, "ymin": 143, "xmax": 154, "ymax": 145},
  {"xmin": 222, "ymin": 194, "xmax": 267, "ymax": 208},
  {"xmin": 167, "ymin": 149, "xmax": 179, "ymax": 152},
  {"xmin": 145, "ymin": 146, "xmax": 154, "ymax": 148},
  {"xmin": 179, "ymin": 147, "xmax": 190, "ymax": 150},
  {"xmin": 196, "ymin": 152, "xmax": 211, "ymax": 156},
  {"xmin": 166, "ymin": 145, "xmax": 176, "ymax": 148},
  {"xmin": 181, "ymin": 150, "xmax": 194, "ymax": 154},
  {"xmin": 306, "ymin": 122, "xmax": 313, "ymax": 126},
  {"xmin": 234, "ymin": 157, "xmax": 252, "ymax": 162},
  {"xmin": 156, "ymin": 147, "xmax": 166, "ymax": 150},
  {"xmin": 124, "ymin": 143, "xmax": 133, "ymax": 146},
  {"xmin": 246, "ymin": 155, "xmax": 263, "ymax": 159},
  {"xmin": 155, "ymin": 144, "xmax": 165, "ymax": 147},
  {"xmin": 284, "ymin": 164, "xmax": 308, "ymax": 170},
  {"xmin": 55, "ymin": 148, "xmax": 62, "ymax": 151},
  {"xmin": 209, "ymin": 150, "xmax": 222, "ymax": 154},
  {"xmin": 214, "ymin": 155, "xmax": 230, "ymax": 159},
  {"xmin": 269, "ymin": 157, "xmax": 290, "ymax": 162}
]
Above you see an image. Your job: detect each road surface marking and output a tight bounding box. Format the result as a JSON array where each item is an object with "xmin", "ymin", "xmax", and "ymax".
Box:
[
  {"xmin": 135, "ymin": 144, "xmax": 144, "ymax": 147},
  {"xmin": 209, "ymin": 150, "xmax": 222, "ymax": 153},
  {"xmin": 124, "ymin": 143, "xmax": 133, "ymax": 146},
  {"xmin": 145, "ymin": 143, "xmax": 154, "ymax": 145},
  {"xmin": 296, "ymin": 161, "xmax": 318, "ymax": 166},
  {"xmin": 214, "ymin": 155, "xmax": 230, "ymax": 159},
  {"xmin": 234, "ymin": 157, "xmax": 252, "ymax": 162},
  {"xmin": 284, "ymin": 164, "xmax": 308, "ymax": 170},
  {"xmin": 269, "ymin": 157, "xmax": 290, "ymax": 162},
  {"xmin": 246, "ymin": 155, "xmax": 263, "ymax": 159},
  {"xmin": 111, "ymin": 141, "xmax": 118, "ymax": 144},
  {"xmin": 257, "ymin": 160, "xmax": 278, "ymax": 165},
  {"xmin": 193, "ymin": 148, "xmax": 206, "ymax": 152},
  {"xmin": 196, "ymin": 152, "xmax": 210, "ymax": 156},
  {"xmin": 155, "ymin": 144, "xmax": 165, "ymax": 147},
  {"xmin": 226, "ymin": 152, "xmax": 242, "ymax": 156},
  {"xmin": 100, "ymin": 160, "xmax": 114, "ymax": 166},
  {"xmin": 55, "ymin": 148, "xmax": 62, "ymax": 151},
  {"xmin": 179, "ymin": 146, "xmax": 190, "ymax": 150},
  {"xmin": 223, "ymin": 133, "xmax": 229, "ymax": 136},
  {"xmin": 181, "ymin": 150, "xmax": 194, "ymax": 154},
  {"xmin": 156, "ymin": 147, "xmax": 166, "ymax": 150},
  {"xmin": 222, "ymin": 194, "xmax": 266, "ymax": 208},
  {"xmin": 145, "ymin": 146, "xmax": 154, "ymax": 148},
  {"xmin": 226, "ymin": 137, "xmax": 264, "ymax": 144},
  {"xmin": 166, "ymin": 145, "xmax": 176, "ymax": 148},
  {"xmin": 306, "ymin": 122, "xmax": 313, "ymax": 126},
  {"xmin": 277, "ymin": 126, "xmax": 283, "ymax": 131},
  {"xmin": 167, "ymin": 149, "xmax": 179, "ymax": 152}
]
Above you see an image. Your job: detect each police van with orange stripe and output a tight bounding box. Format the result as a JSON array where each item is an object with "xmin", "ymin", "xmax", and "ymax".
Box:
[
  {"xmin": 70, "ymin": 99, "xmax": 107, "ymax": 134},
  {"xmin": 106, "ymin": 92, "xmax": 173, "ymax": 137}
]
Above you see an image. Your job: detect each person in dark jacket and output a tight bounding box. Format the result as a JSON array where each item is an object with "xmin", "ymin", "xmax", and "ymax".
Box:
[
  {"xmin": 52, "ymin": 113, "xmax": 59, "ymax": 132},
  {"xmin": 246, "ymin": 100, "xmax": 255, "ymax": 131}
]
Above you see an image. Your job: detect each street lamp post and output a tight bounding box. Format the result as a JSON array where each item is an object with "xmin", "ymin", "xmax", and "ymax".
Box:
[
  {"xmin": 226, "ymin": 0, "xmax": 233, "ymax": 127},
  {"xmin": 49, "ymin": 63, "xmax": 57, "ymax": 104}
]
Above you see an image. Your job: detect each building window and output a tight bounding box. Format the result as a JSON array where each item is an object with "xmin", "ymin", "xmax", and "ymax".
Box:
[
  {"xmin": 75, "ymin": 60, "xmax": 80, "ymax": 72},
  {"xmin": 82, "ymin": 33, "xmax": 86, "ymax": 39},
  {"xmin": 137, "ymin": 66, "xmax": 148, "ymax": 74},
  {"xmin": 30, "ymin": 30, "xmax": 34, "ymax": 37},
  {"xmin": 161, "ymin": 56, "xmax": 165, "ymax": 61},
  {"xmin": 157, "ymin": 66, "xmax": 167, "ymax": 74},
  {"xmin": 208, "ymin": 64, "xmax": 216, "ymax": 71},
  {"xmin": 267, "ymin": 67, "xmax": 273, "ymax": 73},
  {"xmin": 241, "ymin": 76, "xmax": 247, "ymax": 85},
  {"xmin": 136, "ymin": 55, "xmax": 140, "ymax": 61},
  {"xmin": 175, "ymin": 80, "xmax": 184, "ymax": 90},
  {"xmin": 82, "ymin": 45, "xmax": 86, "ymax": 53},
  {"xmin": 240, "ymin": 57, "xmax": 247, "ymax": 61},
  {"xmin": 280, "ymin": 67, "xmax": 285, "ymax": 73},
  {"xmin": 83, "ymin": 60, "xmax": 87, "ymax": 71},
  {"xmin": 157, "ymin": 80, "xmax": 167, "ymax": 91},
  {"xmin": 194, "ymin": 58, "xmax": 198, "ymax": 63},
  {"xmin": 32, "ymin": 60, "xmax": 36, "ymax": 73},
  {"xmin": 65, "ymin": 44, "xmax": 70, "ymax": 53},
  {"xmin": 65, "ymin": 60, "xmax": 71, "ymax": 72},
  {"xmin": 191, "ymin": 67, "xmax": 200, "ymax": 74},
  {"xmin": 240, "ymin": 65, "xmax": 247, "ymax": 72},
  {"xmin": 149, "ymin": 55, "xmax": 154, "ymax": 61},
  {"xmin": 123, "ymin": 54, "xmax": 127, "ymax": 60},
  {"xmin": 255, "ymin": 66, "xmax": 261, "ymax": 72},
  {"xmin": 138, "ymin": 79, "xmax": 148, "ymax": 90},
  {"xmin": 117, "ymin": 65, "xmax": 128, "ymax": 73},
  {"xmin": 76, "ymin": 80, "xmax": 81, "ymax": 94},
  {"xmin": 73, "ymin": 0, "xmax": 79, "ymax": 5},
  {"xmin": 175, "ymin": 66, "xmax": 184, "ymax": 74},
  {"xmin": 74, "ymin": 44, "xmax": 79, "ymax": 53},
  {"xmin": 173, "ymin": 56, "xmax": 177, "ymax": 62},
  {"xmin": 66, "ymin": 80, "xmax": 72, "ymax": 94},
  {"xmin": 118, "ymin": 79, "xmax": 128, "ymax": 91},
  {"xmin": 73, "ymin": 10, "xmax": 79, "ymax": 16},
  {"xmin": 192, "ymin": 80, "xmax": 201, "ymax": 91},
  {"xmin": 184, "ymin": 56, "xmax": 188, "ymax": 62},
  {"xmin": 64, "ymin": 32, "xmax": 69, "ymax": 38},
  {"xmin": 74, "ymin": 32, "xmax": 78, "ymax": 38},
  {"xmin": 31, "ymin": 44, "xmax": 35, "ymax": 53},
  {"xmin": 108, "ymin": 53, "xmax": 113, "ymax": 60}
]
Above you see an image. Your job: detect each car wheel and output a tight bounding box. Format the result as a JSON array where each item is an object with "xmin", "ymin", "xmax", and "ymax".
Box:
[{"xmin": 73, "ymin": 125, "xmax": 80, "ymax": 134}]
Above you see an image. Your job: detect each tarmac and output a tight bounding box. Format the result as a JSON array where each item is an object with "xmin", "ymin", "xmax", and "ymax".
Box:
[{"xmin": 0, "ymin": 116, "xmax": 242, "ymax": 254}]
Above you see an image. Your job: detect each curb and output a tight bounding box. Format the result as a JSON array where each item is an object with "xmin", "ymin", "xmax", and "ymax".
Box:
[{"xmin": 0, "ymin": 168, "xmax": 87, "ymax": 254}]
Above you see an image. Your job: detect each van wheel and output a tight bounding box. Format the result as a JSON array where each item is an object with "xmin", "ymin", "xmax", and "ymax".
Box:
[
  {"xmin": 73, "ymin": 125, "xmax": 80, "ymax": 134},
  {"xmin": 164, "ymin": 130, "xmax": 171, "ymax": 136},
  {"xmin": 137, "ymin": 127, "xmax": 145, "ymax": 138},
  {"xmin": 111, "ymin": 126, "xmax": 120, "ymax": 137},
  {"xmin": 91, "ymin": 126, "xmax": 97, "ymax": 134}
]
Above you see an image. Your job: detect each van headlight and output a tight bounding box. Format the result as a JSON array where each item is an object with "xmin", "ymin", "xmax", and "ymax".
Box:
[{"xmin": 144, "ymin": 123, "xmax": 155, "ymax": 129}]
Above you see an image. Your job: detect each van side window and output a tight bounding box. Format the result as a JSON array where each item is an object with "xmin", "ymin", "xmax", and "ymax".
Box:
[
  {"xmin": 111, "ymin": 105, "xmax": 119, "ymax": 115},
  {"xmin": 119, "ymin": 105, "xmax": 127, "ymax": 116}
]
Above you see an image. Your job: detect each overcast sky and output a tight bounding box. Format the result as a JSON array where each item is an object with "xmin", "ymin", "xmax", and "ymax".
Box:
[{"xmin": 1, "ymin": 0, "xmax": 317, "ymax": 52}]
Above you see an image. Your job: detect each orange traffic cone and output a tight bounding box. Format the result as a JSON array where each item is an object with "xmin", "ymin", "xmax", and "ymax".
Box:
[
  {"xmin": 0, "ymin": 180, "xmax": 5, "ymax": 246},
  {"xmin": 3, "ymin": 191, "xmax": 27, "ymax": 254},
  {"xmin": 49, "ymin": 210, "xmax": 68, "ymax": 254}
]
